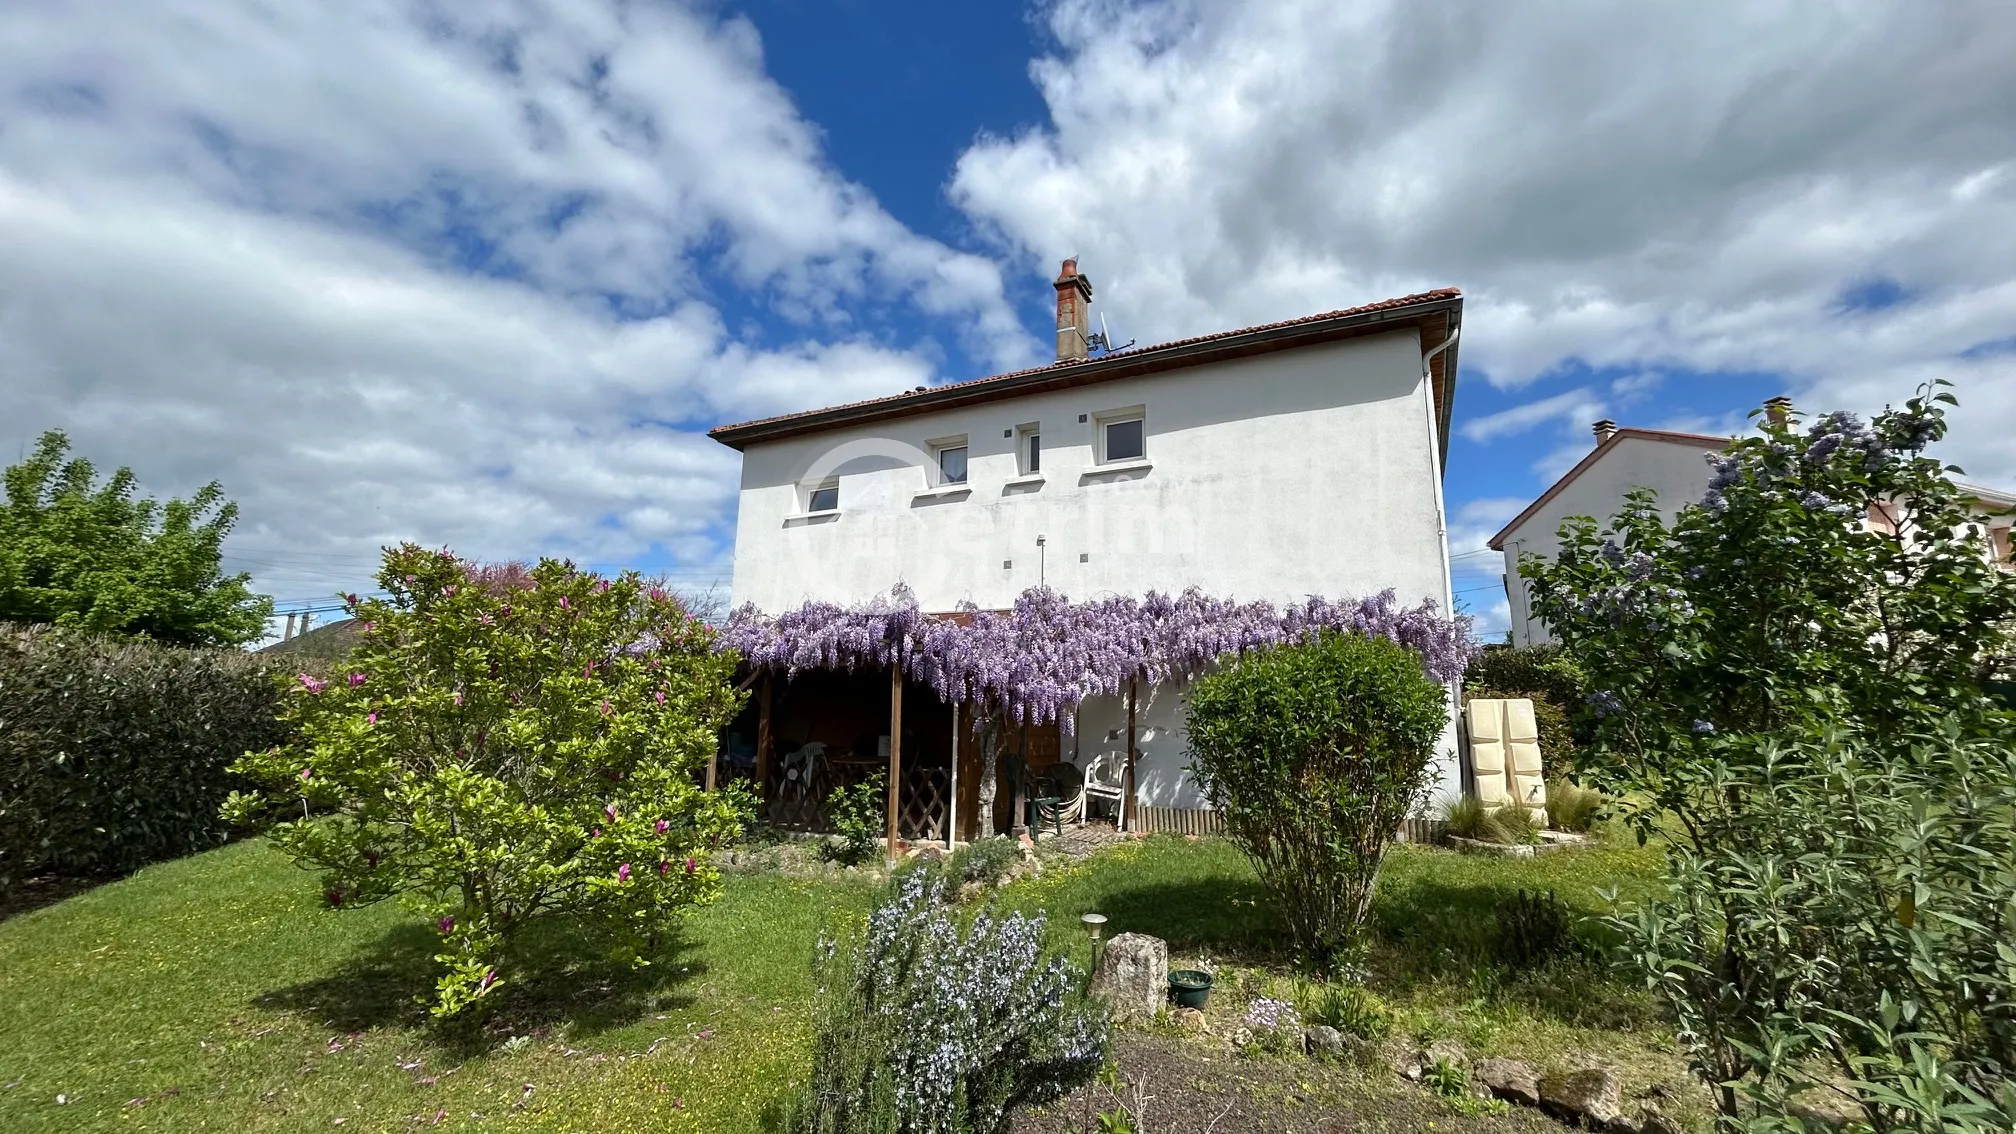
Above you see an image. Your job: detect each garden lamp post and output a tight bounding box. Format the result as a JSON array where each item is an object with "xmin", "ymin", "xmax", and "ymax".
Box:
[{"xmin": 1081, "ymin": 912, "xmax": 1108, "ymax": 975}]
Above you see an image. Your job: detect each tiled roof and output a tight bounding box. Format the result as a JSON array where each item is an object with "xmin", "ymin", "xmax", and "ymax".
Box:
[{"xmin": 709, "ymin": 288, "xmax": 1462, "ymax": 450}]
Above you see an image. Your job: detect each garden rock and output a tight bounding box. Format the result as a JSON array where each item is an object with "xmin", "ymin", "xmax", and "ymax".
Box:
[
  {"xmin": 1092, "ymin": 933, "xmax": 1168, "ymax": 1023},
  {"xmin": 1636, "ymin": 1109, "xmax": 1685, "ymax": 1134},
  {"xmin": 1474, "ymin": 1057, "xmax": 1541, "ymax": 1107},
  {"xmin": 1539, "ymin": 1065, "xmax": 1624, "ymax": 1129},
  {"xmin": 1172, "ymin": 1007, "xmax": 1210, "ymax": 1035},
  {"xmin": 1304, "ymin": 1025, "xmax": 1345, "ymax": 1056}
]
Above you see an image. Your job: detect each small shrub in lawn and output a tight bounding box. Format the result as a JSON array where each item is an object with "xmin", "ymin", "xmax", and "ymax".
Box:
[
  {"xmin": 788, "ymin": 870, "xmax": 1108, "ymax": 1134},
  {"xmin": 1492, "ymin": 889, "xmax": 1578, "ymax": 968},
  {"xmin": 1544, "ymin": 779, "xmax": 1603, "ymax": 833},
  {"xmin": 1186, "ymin": 630, "xmax": 1449, "ymax": 964},
  {"xmin": 1239, "ymin": 996, "xmax": 1302, "ymax": 1055},
  {"xmin": 949, "ymin": 835, "xmax": 1023, "ymax": 887},
  {"xmin": 1305, "ymin": 982, "xmax": 1392, "ymax": 1042},
  {"xmin": 818, "ymin": 774, "xmax": 885, "ymax": 866},
  {"xmin": 1422, "ymin": 1056, "xmax": 1470, "ymax": 1099},
  {"xmin": 227, "ymin": 546, "xmax": 748, "ymax": 1018},
  {"xmin": 1441, "ymin": 795, "xmax": 1506, "ymax": 843}
]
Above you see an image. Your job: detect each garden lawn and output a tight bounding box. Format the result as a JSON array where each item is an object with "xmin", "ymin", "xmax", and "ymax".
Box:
[{"xmin": 0, "ymin": 838, "xmax": 877, "ymax": 1133}]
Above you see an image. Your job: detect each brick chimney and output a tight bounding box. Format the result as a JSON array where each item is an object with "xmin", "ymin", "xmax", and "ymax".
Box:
[
  {"xmin": 1592, "ymin": 419, "xmax": 1618, "ymax": 443},
  {"xmin": 1053, "ymin": 258, "xmax": 1093, "ymax": 361},
  {"xmin": 1764, "ymin": 396, "xmax": 1792, "ymax": 424}
]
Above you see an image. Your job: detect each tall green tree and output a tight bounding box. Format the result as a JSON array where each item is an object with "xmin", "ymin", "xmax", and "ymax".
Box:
[{"xmin": 0, "ymin": 430, "xmax": 271, "ymax": 648}]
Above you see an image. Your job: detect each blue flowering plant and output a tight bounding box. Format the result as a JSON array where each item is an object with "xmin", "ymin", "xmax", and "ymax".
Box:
[
  {"xmin": 1524, "ymin": 387, "xmax": 2016, "ymax": 1130},
  {"xmin": 224, "ymin": 545, "xmax": 750, "ymax": 1017},
  {"xmin": 788, "ymin": 870, "xmax": 1109, "ymax": 1134}
]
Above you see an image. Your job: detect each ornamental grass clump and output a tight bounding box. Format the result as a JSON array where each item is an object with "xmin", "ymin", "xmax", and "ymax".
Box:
[
  {"xmin": 225, "ymin": 545, "xmax": 749, "ymax": 1017},
  {"xmin": 789, "ymin": 871, "xmax": 1108, "ymax": 1134},
  {"xmin": 1186, "ymin": 630, "xmax": 1449, "ymax": 964}
]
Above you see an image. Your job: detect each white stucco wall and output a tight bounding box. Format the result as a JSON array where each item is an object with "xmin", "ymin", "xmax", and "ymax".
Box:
[
  {"xmin": 725, "ymin": 329, "xmax": 1463, "ymax": 810},
  {"xmin": 728, "ymin": 330, "xmax": 1450, "ymax": 613},
  {"xmin": 1499, "ymin": 435, "xmax": 1720, "ymax": 648}
]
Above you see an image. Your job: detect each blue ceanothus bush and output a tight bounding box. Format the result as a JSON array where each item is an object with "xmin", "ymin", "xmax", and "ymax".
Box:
[
  {"xmin": 788, "ymin": 870, "xmax": 1108, "ymax": 1134},
  {"xmin": 1526, "ymin": 385, "xmax": 2016, "ymax": 1131}
]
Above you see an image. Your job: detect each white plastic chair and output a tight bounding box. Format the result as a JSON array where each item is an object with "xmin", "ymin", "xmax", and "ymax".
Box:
[
  {"xmin": 780, "ymin": 742, "xmax": 828, "ymax": 800},
  {"xmin": 1080, "ymin": 750, "xmax": 1127, "ymax": 823}
]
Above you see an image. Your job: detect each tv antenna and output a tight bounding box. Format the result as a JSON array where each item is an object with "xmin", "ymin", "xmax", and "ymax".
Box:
[{"xmin": 1087, "ymin": 311, "xmax": 1133, "ymax": 355}]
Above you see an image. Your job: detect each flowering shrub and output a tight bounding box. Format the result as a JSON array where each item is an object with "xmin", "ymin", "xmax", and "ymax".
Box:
[
  {"xmin": 1186, "ymin": 631, "xmax": 1450, "ymax": 963},
  {"xmin": 1526, "ymin": 387, "xmax": 2016, "ymax": 1129},
  {"xmin": 224, "ymin": 545, "xmax": 748, "ymax": 1017},
  {"xmin": 788, "ymin": 871, "xmax": 1108, "ymax": 1134},
  {"xmin": 1239, "ymin": 997, "xmax": 1301, "ymax": 1054}
]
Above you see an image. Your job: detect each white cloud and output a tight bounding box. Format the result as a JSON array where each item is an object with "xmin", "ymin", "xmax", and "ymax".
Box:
[
  {"xmin": 0, "ymin": 0, "xmax": 1041, "ymax": 617},
  {"xmin": 953, "ymin": 0, "xmax": 2016, "ymax": 489},
  {"xmin": 1460, "ymin": 389, "xmax": 1606, "ymax": 443}
]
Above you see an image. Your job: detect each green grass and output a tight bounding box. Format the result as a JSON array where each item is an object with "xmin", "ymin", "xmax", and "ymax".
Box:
[
  {"xmin": 1, "ymin": 827, "xmax": 1687, "ymax": 1131},
  {"xmin": 0, "ymin": 838, "xmax": 876, "ymax": 1132}
]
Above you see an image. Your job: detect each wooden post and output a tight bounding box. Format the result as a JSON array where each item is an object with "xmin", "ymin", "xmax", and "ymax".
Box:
[
  {"xmin": 755, "ymin": 673, "xmax": 774, "ymax": 815},
  {"xmin": 705, "ymin": 738, "xmax": 718, "ymax": 792},
  {"xmin": 947, "ymin": 702, "xmax": 960, "ymax": 848},
  {"xmin": 1124, "ymin": 678, "xmax": 1138, "ymax": 832},
  {"xmin": 887, "ymin": 661, "xmax": 904, "ymax": 859},
  {"xmin": 1011, "ymin": 724, "xmax": 1030, "ymax": 837}
]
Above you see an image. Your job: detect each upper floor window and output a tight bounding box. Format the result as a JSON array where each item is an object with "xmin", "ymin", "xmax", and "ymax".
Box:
[
  {"xmin": 1016, "ymin": 423, "xmax": 1041, "ymax": 475},
  {"xmin": 931, "ymin": 438, "xmax": 968, "ymax": 485},
  {"xmin": 807, "ymin": 480, "xmax": 839, "ymax": 513},
  {"xmin": 1101, "ymin": 414, "xmax": 1145, "ymax": 463}
]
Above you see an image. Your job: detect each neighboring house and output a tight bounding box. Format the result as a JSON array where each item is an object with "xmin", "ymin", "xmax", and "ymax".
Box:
[
  {"xmin": 1488, "ymin": 420, "xmax": 1729, "ymax": 648},
  {"xmin": 708, "ymin": 261, "xmax": 1465, "ymax": 835},
  {"xmin": 1489, "ymin": 412, "xmax": 2016, "ymax": 649}
]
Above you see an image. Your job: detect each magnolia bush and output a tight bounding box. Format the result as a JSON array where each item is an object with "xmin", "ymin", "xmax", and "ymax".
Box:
[
  {"xmin": 226, "ymin": 545, "xmax": 747, "ymax": 1017},
  {"xmin": 1185, "ymin": 630, "xmax": 1449, "ymax": 963},
  {"xmin": 1526, "ymin": 387, "xmax": 2016, "ymax": 1129},
  {"xmin": 789, "ymin": 871, "xmax": 1108, "ymax": 1134}
]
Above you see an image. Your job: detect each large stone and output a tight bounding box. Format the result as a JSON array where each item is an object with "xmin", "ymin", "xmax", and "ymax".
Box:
[
  {"xmin": 1636, "ymin": 1109, "xmax": 1685, "ymax": 1134},
  {"xmin": 1540, "ymin": 1066, "xmax": 1625, "ymax": 1129},
  {"xmin": 1092, "ymin": 933, "xmax": 1168, "ymax": 1023},
  {"xmin": 1473, "ymin": 1057, "xmax": 1541, "ymax": 1107},
  {"xmin": 1304, "ymin": 1025, "xmax": 1345, "ymax": 1056},
  {"xmin": 1172, "ymin": 1007, "xmax": 1210, "ymax": 1035}
]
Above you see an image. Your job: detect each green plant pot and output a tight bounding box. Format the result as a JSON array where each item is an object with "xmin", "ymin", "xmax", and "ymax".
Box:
[{"xmin": 1168, "ymin": 970, "xmax": 1213, "ymax": 1009}]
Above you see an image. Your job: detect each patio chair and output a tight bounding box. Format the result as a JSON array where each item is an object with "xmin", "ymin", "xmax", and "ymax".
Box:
[
  {"xmin": 1080, "ymin": 750, "xmax": 1127, "ymax": 823},
  {"xmin": 780, "ymin": 742, "xmax": 829, "ymax": 800}
]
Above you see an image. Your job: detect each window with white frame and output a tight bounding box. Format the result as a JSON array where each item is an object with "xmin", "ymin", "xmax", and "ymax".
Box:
[
  {"xmin": 930, "ymin": 438, "xmax": 968, "ymax": 485},
  {"xmin": 1016, "ymin": 423, "xmax": 1041, "ymax": 475},
  {"xmin": 1097, "ymin": 409, "xmax": 1145, "ymax": 463},
  {"xmin": 806, "ymin": 479, "xmax": 839, "ymax": 513}
]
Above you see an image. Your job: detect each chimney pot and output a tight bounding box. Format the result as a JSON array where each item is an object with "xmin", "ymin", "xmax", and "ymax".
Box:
[
  {"xmin": 1052, "ymin": 258, "xmax": 1094, "ymax": 362},
  {"xmin": 1592, "ymin": 419, "xmax": 1618, "ymax": 443},
  {"xmin": 1764, "ymin": 395, "xmax": 1792, "ymax": 424}
]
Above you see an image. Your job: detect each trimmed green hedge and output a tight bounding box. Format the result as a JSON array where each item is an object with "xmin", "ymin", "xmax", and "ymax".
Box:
[{"xmin": 0, "ymin": 624, "xmax": 294, "ymax": 893}]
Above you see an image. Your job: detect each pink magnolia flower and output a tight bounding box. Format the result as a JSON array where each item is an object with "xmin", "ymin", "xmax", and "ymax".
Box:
[
  {"xmin": 498, "ymin": 605, "xmax": 513, "ymax": 618},
  {"xmin": 684, "ymin": 857, "xmax": 696, "ymax": 875},
  {"xmin": 648, "ymin": 587, "xmax": 665, "ymax": 603},
  {"xmin": 658, "ymin": 860, "xmax": 670, "ymax": 876},
  {"xmin": 654, "ymin": 691, "xmax": 666, "ymax": 706},
  {"xmin": 297, "ymin": 674, "xmax": 328, "ymax": 694},
  {"xmin": 452, "ymin": 693, "xmax": 463, "ymax": 707},
  {"xmin": 583, "ymin": 661, "xmax": 595, "ymax": 677},
  {"xmin": 654, "ymin": 819, "xmax": 669, "ymax": 835},
  {"xmin": 478, "ymin": 613, "xmax": 493, "ymax": 626},
  {"xmin": 347, "ymin": 673, "xmax": 366, "ymax": 688},
  {"xmin": 591, "ymin": 827, "xmax": 602, "ymax": 839},
  {"xmin": 600, "ymin": 700, "xmax": 612, "ymax": 716},
  {"xmin": 299, "ymin": 768, "xmax": 313, "ymax": 782},
  {"xmin": 477, "ymin": 968, "xmax": 498, "ymax": 994},
  {"xmin": 595, "ymin": 580, "xmax": 610, "ymax": 594},
  {"xmin": 617, "ymin": 863, "xmax": 632, "ymax": 883},
  {"xmin": 558, "ymin": 596, "xmax": 571, "ymax": 611},
  {"xmin": 344, "ymin": 593, "xmax": 359, "ymax": 607},
  {"xmin": 442, "ymin": 584, "xmax": 458, "ymax": 597},
  {"xmin": 437, "ymin": 915, "xmax": 455, "ymax": 935},
  {"xmin": 366, "ymin": 712, "xmax": 378, "ymax": 725}
]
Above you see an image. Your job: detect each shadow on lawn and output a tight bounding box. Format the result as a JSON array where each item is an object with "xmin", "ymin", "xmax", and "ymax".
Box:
[
  {"xmin": 260, "ymin": 918, "xmax": 705, "ymax": 1054},
  {"xmin": 1086, "ymin": 875, "xmax": 1288, "ymax": 961}
]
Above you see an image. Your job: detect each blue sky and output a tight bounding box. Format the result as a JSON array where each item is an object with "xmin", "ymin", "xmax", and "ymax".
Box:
[{"xmin": 3, "ymin": 1, "xmax": 2012, "ymax": 639}]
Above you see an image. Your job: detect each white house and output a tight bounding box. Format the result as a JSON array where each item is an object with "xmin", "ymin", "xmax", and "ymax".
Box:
[
  {"xmin": 708, "ymin": 261, "xmax": 1464, "ymax": 834},
  {"xmin": 1489, "ymin": 411, "xmax": 2016, "ymax": 649},
  {"xmin": 1488, "ymin": 420, "xmax": 1729, "ymax": 648}
]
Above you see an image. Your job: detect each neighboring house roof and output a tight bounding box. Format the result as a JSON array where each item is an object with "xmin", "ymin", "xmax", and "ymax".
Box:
[
  {"xmin": 708, "ymin": 288, "xmax": 1464, "ymax": 460},
  {"xmin": 1487, "ymin": 427, "xmax": 1731, "ymax": 550},
  {"xmin": 1957, "ymin": 481, "xmax": 2016, "ymax": 511},
  {"xmin": 257, "ymin": 618, "xmax": 362, "ymax": 662}
]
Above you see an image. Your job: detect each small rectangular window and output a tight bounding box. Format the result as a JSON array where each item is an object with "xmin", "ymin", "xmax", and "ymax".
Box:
[
  {"xmin": 937, "ymin": 444, "xmax": 968, "ymax": 485},
  {"xmin": 808, "ymin": 482, "xmax": 838, "ymax": 512},
  {"xmin": 1103, "ymin": 417, "xmax": 1144, "ymax": 462},
  {"xmin": 1014, "ymin": 423, "xmax": 1042, "ymax": 475}
]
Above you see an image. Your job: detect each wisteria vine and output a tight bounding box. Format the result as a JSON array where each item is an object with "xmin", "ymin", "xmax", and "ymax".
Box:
[{"xmin": 721, "ymin": 584, "xmax": 1475, "ymax": 727}]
